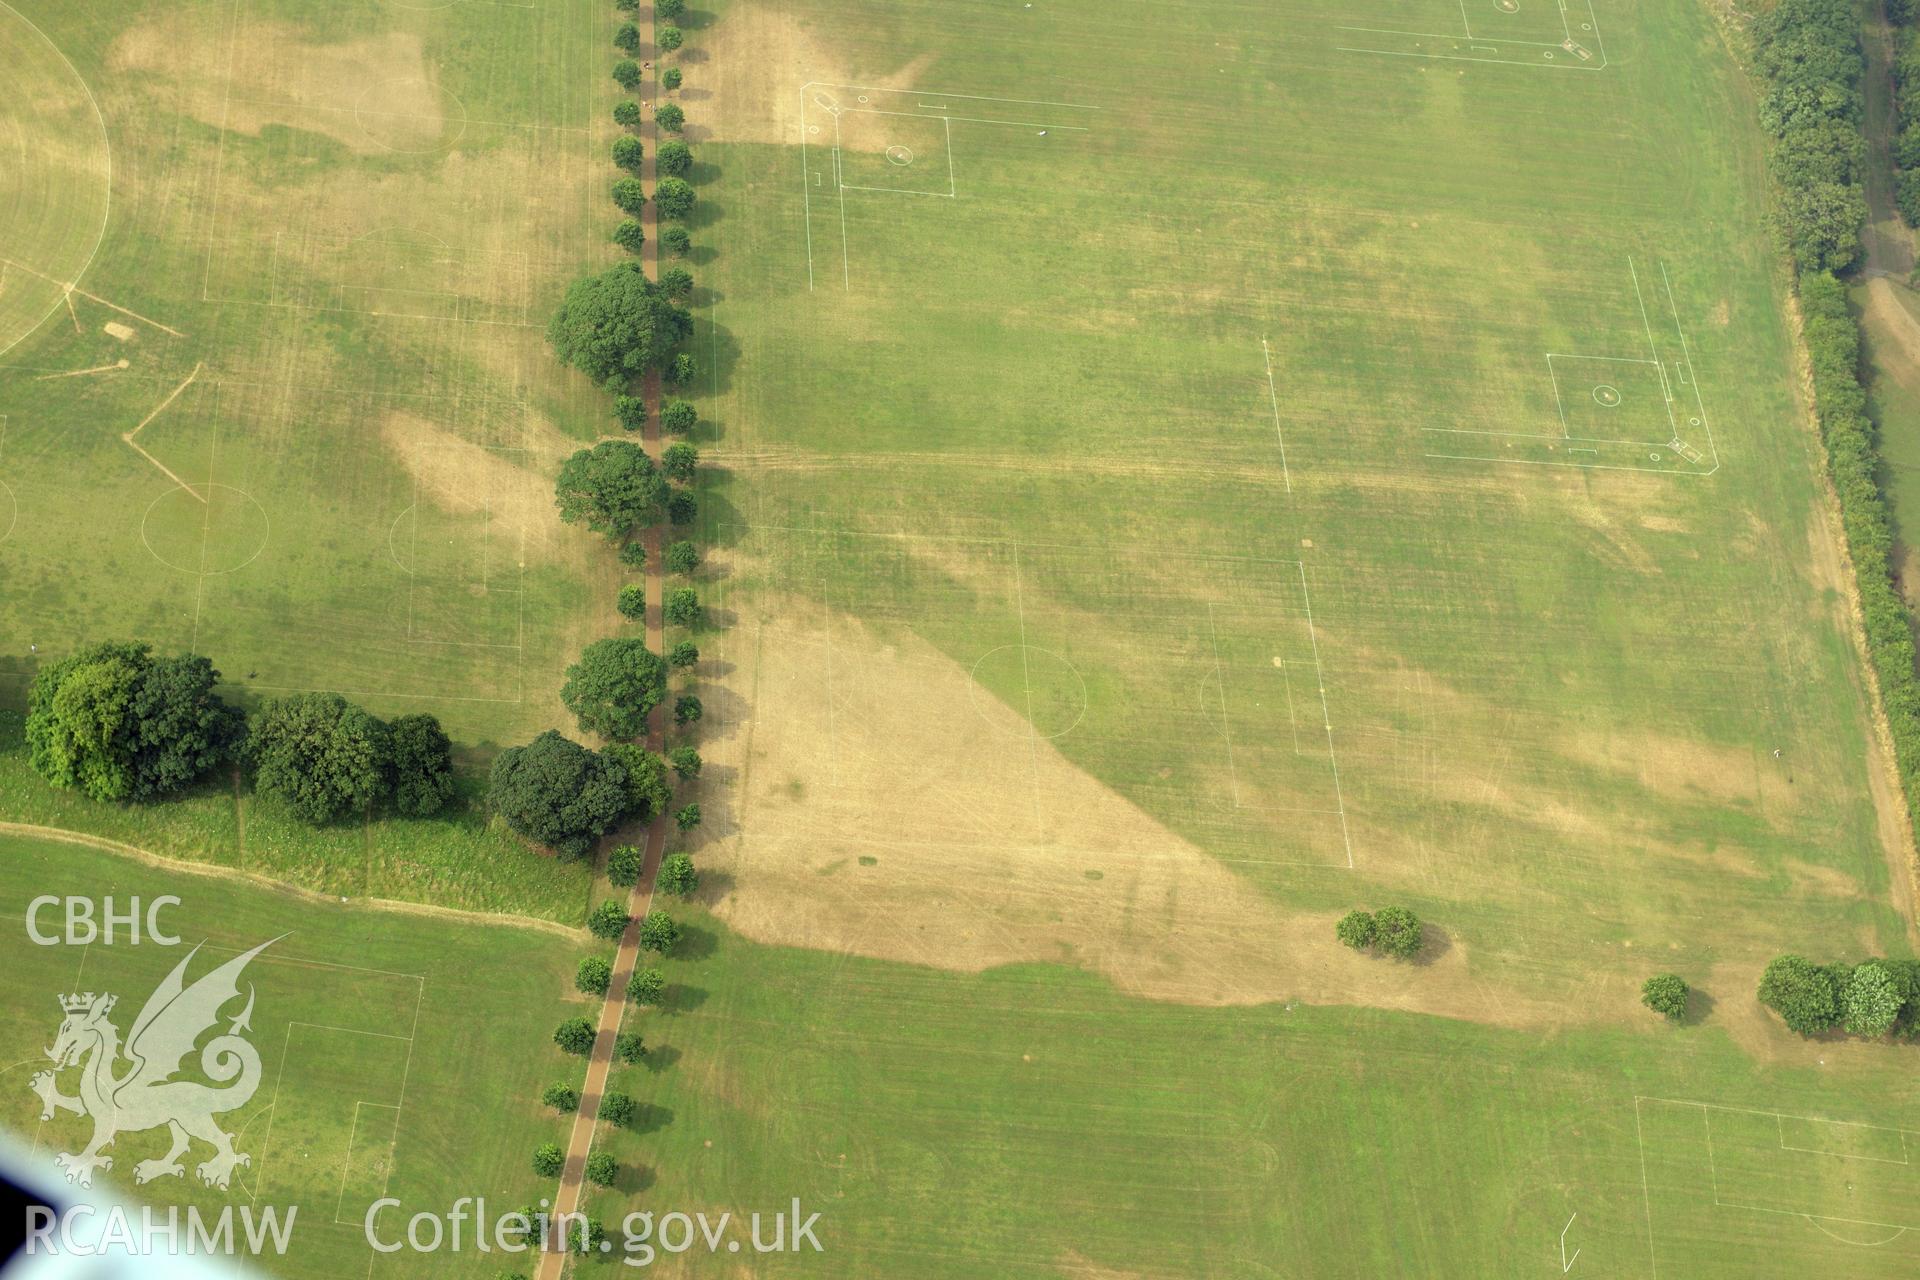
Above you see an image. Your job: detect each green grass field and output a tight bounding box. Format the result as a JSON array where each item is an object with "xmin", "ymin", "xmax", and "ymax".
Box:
[
  {"xmin": 0, "ymin": 833, "xmax": 588, "ymax": 1280},
  {"xmin": 5, "ymin": 0, "xmax": 1920, "ymax": 1275}
]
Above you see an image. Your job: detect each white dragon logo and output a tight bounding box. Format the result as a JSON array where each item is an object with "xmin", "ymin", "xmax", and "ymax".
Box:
[{"xmin": 29, "ymin": 938, "xmax": 277, "ymax": 1191}]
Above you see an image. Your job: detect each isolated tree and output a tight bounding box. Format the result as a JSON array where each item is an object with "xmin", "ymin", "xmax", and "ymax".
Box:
[
  {"xmin": 660, "ymin": 266, "xmax": 694, "ymax": 300},
  {"xmin": 607, "ymin": 844, "xmax": 644, "ymax": 887},
  {"xmin": 562, "ymin": 638, "xmax": 668, "ymax": 739},
  {"xmin": 614, "ymin": 21, "xmax": 641, "ymax": 52},
  {"xmin": 630, "ymin": 968, "xmax": 665, "ymax": 1006},
  {"xmin": 654, "ymin": 176, "xmax": 695, "ymax": 219},
  {"xmin": 668, "ymin": 490, "xmax": 698, "ymax": 525},
  {"xmin": 613, "ymin": 100, "xmax": 642, "ymax": 128},
  {"xmin": 585, "ymin": 1152, "xmax": 618, "ymax": 1187},
  {"xmin": 1334, "ymin": 910, "xmax": 1376, "ymax": 951},
  {"xmin": 532, "ymin": 1143, "xmax": 565, "ymax": 1177},
  {"xmin": 601, "ymin": 1090, "xmax": 638, "ymax": 1124},
  {"xmin": 657, "ymin": 25, "xmax": 684, "ymax": 52},
  {"xmin": 612, "ymin": 59, "xmax": 642, "ymax": 90},
  {"xmin": 1759, "ymin": 954, "xmax": 1842, "ymax": 1036},
  {"xmin": 1372, "ymin": 906, "xmax": 1422, "ymax": 960},
  {"xmin": 611, "ymin": 175, "xmax": 647, "ymax": 215},
  {"xmin": 612, "ymin": 218, "xmax": 646, "ymax": 254},
  {"xmin": 638, "ymin": 910, "xmax": 680, "ymax": 955},
  {"xmin": 668, "ymin": 745, "xmax": 702, "ymax": 778},
  {"xmin": 541, "ymin": 1082, "xmax": 580, "ymax": 1113},
  {"xmin": 605, "ymin": 742, "xmax": 671, "ymax": 820},
  {"xmin": 656, "ymin": 0, "xmax": 684, "ymax": 17},
  {"xmin": 662, "ymin": 226, "xmax": 692, "ymax": 256},
  {"xmin": 668, "ymin": 640, "xmax": 699, "ymax": 669},
  {"xmin": 656, "ymin": 102, "xmax": 685, "ymax": 133},
  {"xmin": 658, "ymin": 852, "xmax": 698, "ymax": 897},
  {"xmin": 673, "ymin": 803, "xmax": 701, "ymax": 833},
  {"xmin": 387, "ymin": 713, "xmax": 456, "ymax": 818},
  {"xmin": 250, "ymin": 692, "xmax": 392, "ymax": 824},
  {"xmin": 488, "ymin": 731, "xmax": 633, "ymax": 858},
  {"xmin": 665, "ymin": 587, "xmax": 701, "ymax": 627},
  {"xmin": 555, "ymin": 440, "xmax": 667, "ymax": 536},
  {"xmin": 588, "ymin": 900, "xmax": 632, "ymax": 941},
  {"xmin": 553, "ymin": 1017, "xmax": 596, "ymax": 1055},
  {"xmin": 1641, "ymin": 973, "xmax": 1689, "ymax": 1022},
  {"xmin": 666, "ymin": 541, "xmax": 699, "ymax": 575},
  {"xmin": 673, "ymin": 694, "xmax": 703, "ymax": 725},
  {"xmin": 661, "ymin": 399, "xmax": 697, "ymax": 434},
  {"xmin": 613, "ymin": 135, "xmax": 644, "ymax": 172},
  {"xmin": 1844, "ymin": 962, "xmax": 1902, "ymax": 1037},
  {"xmin": 663, "ymin": 442, "xmax": 698, "ymax": 481},
  {"xmin": 618, "ymin": 584, "xmax": 647, "ymax": 619},
  {"xmin": 547, "ymin": 261, "xmax": 691, "ymax": 386},
  {"xmin": 658, "ymin": 140, "xmax": 692, "ymax": 177},
  {"xmin": 663, "ymin": 66, "xmax": 683, "ymax": 91}
]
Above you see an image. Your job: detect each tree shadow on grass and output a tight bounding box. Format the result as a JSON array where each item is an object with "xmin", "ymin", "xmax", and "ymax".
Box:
[
  {"xmin": 1407, "ymin": 923, "xmax": 1453, "ymax": 968},
  {"xmin": 629, "ymin": 1103, "xmax": 674, "ymax": 1136},
  {"xmin": 671, "ymin": 920, "xmax": 719, "ymax": 961},
  {"xmin": 1683, "ymin": 985, "xmax": 1717, "ymax": 1027},
  {"xmin": 641, "ymin": 1045, "xmax": 682, "ymax": 1076},
  {"xmin": 667, "ymin": 982, "xmax": 709, "ymax": 1015}
]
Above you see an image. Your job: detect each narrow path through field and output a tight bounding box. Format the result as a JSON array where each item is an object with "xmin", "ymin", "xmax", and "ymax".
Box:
[{"xmin": 535, "ymin": 16, "xmax": 668, "ymax": 1274}]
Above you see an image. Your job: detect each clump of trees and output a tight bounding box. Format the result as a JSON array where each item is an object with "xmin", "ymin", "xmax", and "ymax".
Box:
[
  {"xmin": 1759, "ymin": 955, "xmax": 1920, "ymax": 1039},
  {"xmin": 1892, "ymin": 7, "xmax": 1920, "ymax": 221},
  {"xmin": 1333, "ymin": 906, "xmax": 1422, "ymax": 959},
  {"xmin": 26, "ymin": 641, "xmax": 243, "ymax": 803},
  {"xmin": 249, "ymin": 693, "xmax": 456, "ymax": 825},
  {"xmin": 1751, "ymin": 0, "xmax": 1867, "ymax": 272},
  {"xmin": 1641, "ymin": 973, "xmax": 1689, "ymax": 1022},
  {"xmin": 489, "ymin": 731, "xmax": 633, "ymax": 858}
]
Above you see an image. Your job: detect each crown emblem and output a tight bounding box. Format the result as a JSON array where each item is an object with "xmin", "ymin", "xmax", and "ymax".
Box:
[{"xmin": 59, "ymin": 992, "xmax": 112, "ymax": 1016}]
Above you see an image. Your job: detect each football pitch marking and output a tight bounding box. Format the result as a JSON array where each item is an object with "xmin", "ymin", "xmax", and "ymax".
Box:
[
  {"xmin": 122, "ymin": 362, "xmax": 207, "ymax": 501},
  {"xmin": 1425, "ymin": 258, "xmax": 1720, "ymax": 475},
  {"xmin": 1335, "ymin": 0, "xmax": 1608, "ymax": 68},
  {"xmin": 0, "ymin": 417, "xmax": 14, "ymax": 546},
  {"xmin": 1559, "ymin": 1212, "xmax": 1580, "ymax": 1271},
  {"xmin": 1634, "ymin": 1095, "xmax": 1920, "ymax": 1271},
  {"xmin": 798, "ymin": 83, "xmax": 1099, "ymax": 290},
  {"xmin": 1261, "ymin": 337, "xmax": 1293, "ymax": 492}
]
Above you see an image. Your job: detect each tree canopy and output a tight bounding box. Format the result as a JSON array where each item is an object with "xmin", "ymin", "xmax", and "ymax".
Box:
[
  {"xmin": 657, "ymin": 139, "xmax": 692, "ymax": 176},
  {"xmin": 1640, "ymin": 973, "xmax": 1689, "ymax": 1022},
  {"xmin": 488, "ymin": 730, "xmax": 632, "ymax": 858},
  {"xmin": 26, "ymin": 642, "xmax": 242, "ymax": 803},
  {"xmin": 250, "ymin": 692, "xmax": 392, "ymax": 824},
  {"xmin": 604, "ymin": 742, "xmax": 672, "ymax": 820},
  {"xmin": 654, "ymin": 176, "xmax": 695, "ymax": 220},
  {"xmin": 388, "ymin": 713, "xmax": 456, "ymax": 817},
  {"xmin": 561, "ymin": 638, "xmax": 668, "ymax": 740},
  {"xmin": 1758, "ymin": 954, "xmax": 1842, "ymax": 1035},
  {"xmin": 555, "ymin": 440, "xmax": 667, "ymax": 537},
  {"xmin": 546, "ymin": 262, "xmax": 692, "ymax": 387}
]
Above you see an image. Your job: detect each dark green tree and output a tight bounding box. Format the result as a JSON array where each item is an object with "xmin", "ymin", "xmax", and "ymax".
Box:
[
  {"xmin": 388, "ymin": 713, "xmax": 456, "ymax": 818},
  {"xmin": 532, "ymin": 1143, "xmax": 565, "ymax": 1176},
  {"xmin": 614, "ymin": 21, "xmax": 640, "ymax": 52},
  {"xmin": 619, "ymin": 540, "xmax": 649, "ymax": 569},
  {"xmin": 665, "ymin": 587, "xmax": 701, "ymax": 627},
  {"xmin": 662, "ymin": 226, "xmax": 692, "ymax": 256},
  {"xmin": 604, "ymin": 742, "xmax": 671, "ymax": 820},
  {"xmin": 547, "ymin": 262, "xmax": 690, "ymax": 386},
  {"xmin": 618, "ymin": 584, "xmax": 647, "ymax": 619},
  {"xmin": 251, "ymin": 692, "xmax": 392, "ymax": 824},
  {"xmin": 658, "ymin": 140, "xmax": 692, "ymax": 176},
  {"xmin": 666, "ymin": 541, "xmax": 699, "ymax": 574},
  {"xmin": 668, "ymin": 490, "xmax": 698, "ymax": 525},
  {"xmin": 541, "ymin": 1082, "xmax": 580, "ymax": 1112},
  {"xmin": 612, "ymin": 59, "xmax": 641, "ymax": 90},
  {"xmin": 601, "ymin": 1090, "xmax": 638, "ymax": 1124},
  {"xmin": 612, "ymin": 218, "xmax": 645, "ymax": 254},
  {"xmin": 553, "ymin": 1017, "xmax": 596, "ymax": 1055},
  {"xmin": 588, "ymin": 900, "xmax": 632, "ymax": 940},
  {"xmin": 663, "ymin": 442, "xmax": 698, "ymax": 480},
  {"xmin": 614, "ymin": 1033, "xmax": 646, "ymax": 1065},
  {"xmin": 667, "ymin": 745, "xmax": 702, "ymax": 778},
  {"xmin": 1372, "ymin": 906, "xmax": 1422, "ymax": 960},
  {"xmin": 611, "ymin": 176, "xmax": 647, "ymax": 215},
  {"xmin": 668, "ymin": 640, "xmax": 699, "ymax": 669},
  {"xmin": 607, "ymin": 843, "xmax": 644, "ymax": 887},
  {"xmin": 657, "ymin": 0, "xmax": 684, "ymax": 17},
  {"xmin": 613, "ymin": 100, "xmax": 641, "ymax": 127},
  {"xmin": 654, "ymin": 176, "xmax": 695, "ymax": 219},
  {"xmin": 638, "ymin": 910, "xmax": 680, "ymax": 954},
  {"xmin": 661, "ymin": 399, "xmax": 697, "ymax": 434},
  {"xmin": 657, "ymin": 25, "xmax": 684, "ymax": 52},
  {"xmin": 1641, "ymin": 973, "xmax": 1689, "ymax": 1021},
  {"xmin": 613, "ymin": 135, "xmax": 644, "ymax": 171},
  {"xmin": 488, "ymin": 731, "xmax": 632, "ymax": 858},
  {"xmin": 613, "ymin": 393, "xmax": 648, "ymax": 431},
  {"xmin": 585, "ymin": 1152, "xmax": 618, "ymax": 1187},
  {"xmin": 663, "ymin": 66, "xmax": 683, "ymax": 91},
  {"xmin": 673, "ymin": 694, "xmax": 703, "ymax": 725},
  {"xmin": 1759, "ymin": 954, "xmax": 1842, "ymax": 1036},
  {"xmin": 630, "ymin": 967, "xmax": 665, "ymax": 1005},
  {"xmin": 561, "ymin": 638, "xmax": 668, "ymax": 739},
  {"xmin": 658, "ymin": 852, "xmax": 698, "ymax": 897},
  {"xmin": 555, "ymin": 440, "xmax": 667, "ymax": 537},
  {"xmin": 673, "ymin": 803, "xmax": 701, "ymax": 832},
  {"xmin": 126, "ymin": 653, "xmax": 245, "ymax": 801},
  {"xmin": 669, "ymin": 352, "xmax": 697, "ymax": 386},
  {"xmin": 660, "ymin": 266, "xmax": 694, "ymax": 300},
  {"xmin": 1334, "ymin": 910, "xmax": 1376, "ymax": 950},
  {"xmin": 576, "ymin": 955, "xmax": 613, "ymax": 995},
  {"xmin": 656, "ymin": 102, "xmax": 685, "ymax": 133}
]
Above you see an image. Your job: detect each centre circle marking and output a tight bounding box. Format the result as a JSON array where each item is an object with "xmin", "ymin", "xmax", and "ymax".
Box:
[
  {"xmin": 1592, "ymin": 384, "xmax": 1621, "ymax": 407},
  {"xmin": 141, "ymin": 484, "xmax": 271, "ymax": 575},
  {"xmin": 969, "ymin": 645, "xmax": 1089, "ymax": 740},
  {"xmin": 354, "ymin": 77, "xmax": 467, "ymax": 153},
  {"xmin": 885, "ymin": 144, "xmax": 914, "ymax": 166}
]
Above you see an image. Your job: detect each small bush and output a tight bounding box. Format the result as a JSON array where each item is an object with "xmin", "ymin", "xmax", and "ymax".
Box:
[
  {"xmin": 541, "ymin": 1082, "xmax": 580, "ymax": 1113},
  {"xmin": 1641, "ymin": 973, "xmax": 1688, "ymax": 1021},
  {"xmin": 576, "ymin": 955, "xmax": 612, "ymax": 995},
  {"xmin": 614, "ymin": 1031, "xmax": 647, "ymax": 1065},
  {"xmin": 619, "ymin": 540, "xmax": 647, "ymax": 569},
  {"xmin": 607, "ymin": 843, "xmax": 644, "ymax": 887},
  {"xmin": 669, "ymin": 353, "xmax": 697, "ymax": 386},
  {"xmin": 673, "ymin": 803, "xmax": 701, "ymax": 832},
  {"xmin": 657, "ymin": 0, "xmax": 684, "ymax": 17},
  {"xmin": 532, "ymin": 1143, "xmax": 564, "ymax": 1177},
  {"xmin": 668, "ymin": 745, "xmax": 702, "ymax": 777},
  {"xmin": 553, "ymin": 1017, "xmax": 596, "ymax": 1055},
  {"xmin": 668, "ymin": 491, "xmax": 698, "ymax": 527}
]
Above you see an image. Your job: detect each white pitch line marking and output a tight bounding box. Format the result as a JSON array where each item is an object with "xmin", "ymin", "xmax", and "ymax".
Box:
[{"xmin": 1261, "ymin": 336, "xmax": 1291, "ymax": 492}]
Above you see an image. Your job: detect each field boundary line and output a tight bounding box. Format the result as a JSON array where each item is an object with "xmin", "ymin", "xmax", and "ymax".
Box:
[{"xmin": 1261, "ymin": 337, "xmax": 1292, "ymax": 491}]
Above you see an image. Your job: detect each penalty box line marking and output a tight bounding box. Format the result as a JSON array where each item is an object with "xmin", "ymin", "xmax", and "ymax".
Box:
[{"xmin": 123, "ymin": 362, "xmax": 208, "ymax": 502}]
